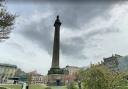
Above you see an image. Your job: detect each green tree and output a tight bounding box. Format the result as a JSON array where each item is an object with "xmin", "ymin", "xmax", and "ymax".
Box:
[
  {"xmin": 78, "ymin": 64, "xmax": 127, "ymax": 89},
  {"xmin": 96, "ymin": 65, "xmax": 127, "ymax": 89},
  {"xmin": 0, "ymin": 0, "xmax": 15, "ymax": 41}
]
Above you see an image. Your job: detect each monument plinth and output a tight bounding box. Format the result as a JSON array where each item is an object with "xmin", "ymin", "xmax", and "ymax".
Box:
[{"xmin": 48, "ymin": 16, "xmax": 64, "ymax": 86}]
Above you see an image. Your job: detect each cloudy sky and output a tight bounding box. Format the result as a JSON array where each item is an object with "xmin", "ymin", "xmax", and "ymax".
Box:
[{"xmin": 0, "ymin": 0, "xmax": 128, "ymax": 74}]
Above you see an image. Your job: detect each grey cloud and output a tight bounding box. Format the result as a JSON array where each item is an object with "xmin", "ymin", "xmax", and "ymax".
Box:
[
  {"xmin": 7, "ymin": 42, "xmax": 25, "ymax": 53},
  {"xmin": 7, "ymin": 42, "xmax": 37, "ymax": 57},
  {"xmin": 21, "ymin": 18, "xmax": 87, "ymax": 60},
  {"xmin": 60, "ymin": 26, "xmax": 119, "ymax": 59},
  {"xmin": 51, "ymin": 2, "xmax": 115, "ymax": 30},
  {"xmin": 34, "ymin": 1, "xmax": 116, "ymax": 30},
  {"xmin": 21, "ymin": 18, "xmax": 53, "ymax": 54},
  {"xmin": 85, "ymin": 27, "xmax": 120, "ymax": 38},
  {"xmin": 20, "ymin": 2, "xmax": 120, "ymax": 60},
  {"xmin": 60, "ymin": 36, "xmax": 86, "ymax": 59}
]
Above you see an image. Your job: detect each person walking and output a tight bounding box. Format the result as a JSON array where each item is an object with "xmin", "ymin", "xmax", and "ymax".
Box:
[{"xmin": 21, "ymin": 83, "xmax": 26, "ymax": 89}]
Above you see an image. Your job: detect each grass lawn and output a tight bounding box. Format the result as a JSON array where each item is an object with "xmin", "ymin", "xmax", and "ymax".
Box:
[
  {"xmin": 1, "ymin": 84, "xmax": 128, "ymax": 89},
  {"xmin": 0, "ymin": 84, "xmax": 67, "ymax": 89},
  {"xmin": 51, "ymin": 86, "xmax": 67, "ymax": 89},
  {"xmin": 0, "ymin": 84, "xmax": 22, "ymax": 89},
  {"xmin": 0, "ymin": 84, "xmax": 45, "ymax": 89},
  {"xmin": 30, "ymin": 84, "xmax": 46, "ymax": 89}
]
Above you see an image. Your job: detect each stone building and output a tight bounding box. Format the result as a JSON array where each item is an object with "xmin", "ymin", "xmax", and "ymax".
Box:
[
  {"xmin": 64, "ymin": 65, "xmax": 80, "ymax": 76},
  {"xmin": 0, "ymin": 63, "xmax": 17, "ymax": 83},
  {"xmin": 14, "ymin": 68, "xmax": 27, "ymax": 83},
  {"xmin": 102, "ymin": 54, "xmax": 122, "ymax": 71},
  {"xmin": 31, "ymin": 71, "xmax": 45, "ymax": 84},
  {"xmin": 31, "ymin": 74, "xmax": 44, "ymax": 84},
  {"xmin": 31, "ymin": 73, "xmax": 44, "ymax": 84},
  {"xmin": 63, "ymin": 65, "xmax": 81, "ymax": 82}
]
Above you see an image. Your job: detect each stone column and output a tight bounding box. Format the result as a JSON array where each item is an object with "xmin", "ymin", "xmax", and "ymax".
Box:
[
  {"xmin": 51, "ymin": 16, "xmax": 61, "ymax": 68},
  {"xmin": 48, "ymin": 16, "xmax": 64, "ymax": 86}
]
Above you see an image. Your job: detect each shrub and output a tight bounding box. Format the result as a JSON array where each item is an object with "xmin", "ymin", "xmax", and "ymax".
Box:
[
  {"xmin": 45, "ymin": 87, "xmax": 51, "ymax": 89},
  {"xmin": 67, "ymin": 81, "xmax": 77, "ymax": 89}
]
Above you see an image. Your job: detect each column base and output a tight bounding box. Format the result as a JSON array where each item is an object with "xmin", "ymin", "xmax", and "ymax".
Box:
[
  {"xmin": 47, "ymin": 74, "xmax": 65, "ymax": 86},
  {"xmin": 47, "ymin": 68, "xmax": 65, "ymax": 86}
]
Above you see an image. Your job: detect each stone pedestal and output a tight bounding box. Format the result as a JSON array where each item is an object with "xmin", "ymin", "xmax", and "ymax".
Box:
[
  {"xmin": 48, "ymin": 74, "xmax": 64, "ymax": 86},
  {"xmin": 48, "ymin": 68, "xmax": 64, "ymax": 86}
]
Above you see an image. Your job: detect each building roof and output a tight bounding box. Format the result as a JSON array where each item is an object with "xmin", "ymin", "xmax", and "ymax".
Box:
[
  {"xmin": 0, "ymin": 63, "xmax": 17, "ymax": 68},
  {"xmin": 30, "ymin": 70, "xmax": 43, "ymax": 76},
  {"xmin": 103, "ymin": 54, "xmax": 122, "ymax": 61}
]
